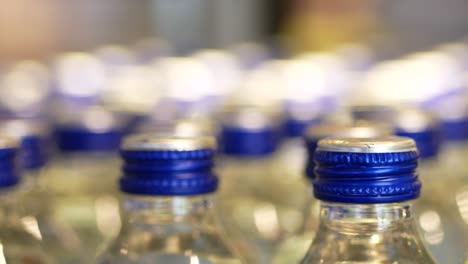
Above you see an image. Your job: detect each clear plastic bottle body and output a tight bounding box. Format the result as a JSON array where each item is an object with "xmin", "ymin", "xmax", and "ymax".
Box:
[
  {"xmin": 96, "ymin": 195, "xmax": 242, "ymax": 264},
  {"xmin": 0, "ymin": 189, "xmax": 54, "ymax": 264},
  {"xmin": 217, "ymin": 155, "xmax": 308, "ymax": 263},
  {"xmin": 271, "ymin": 138, "xmax": 320, "ymax": 264},
  {"xmin": 441, "ymin": 140, "xmax": 468, "ymax": 261},
  {"xmin": 274, "ymin": 122, "xmax": 394, "ymax": 264},
  {"xmin": 18, "ymin": 168, "xmax": 83, "ymax": 263},
  {"xmin": 414, "ymin": 157, "xmax": 466, "ymax": 263},
  {"xmin": 275, "ymin": 138, "xmax": 313, "ymax": 211},
  {"xmin": 272, "ymin": 193, "xmax": 320, "ymax": 264},
  {"xmin": 440, "ymin": 141, "xmax": 468, "ymax": 186},
  {"xmin": 301, "ymin": 202, "xmax": 436, "ymax": 264},
  {"xmin": 45, "ymin": 151, "xmax": 121, "ymax": 261}
]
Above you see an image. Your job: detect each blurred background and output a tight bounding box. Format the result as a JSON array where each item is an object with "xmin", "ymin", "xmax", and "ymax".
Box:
[
  {"xmin": 0, "ymin": 0, "xmax": 467, "ymax": 125},
  {"xmin": 1, "ymin": 0, "xmax": 468, "ymax": 61},
  {"xmin": 0, "ymin": 0, "xmax": 466, "ymax": 137}
]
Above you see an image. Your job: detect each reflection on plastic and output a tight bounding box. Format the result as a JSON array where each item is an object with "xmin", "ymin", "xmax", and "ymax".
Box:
[
  {"xmin": 254, "ymin": 204, "xmax": 279, "ymax": 240},
  {"xmin": 95, "ymin": 195, "xmax": 121, "ymax": 239},
  {"xmin": 21, "ymin": 216, "xmax": 42, "ymax": 241}
]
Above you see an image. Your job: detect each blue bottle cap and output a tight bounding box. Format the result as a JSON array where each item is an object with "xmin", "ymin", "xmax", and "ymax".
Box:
[
  {"xmin": 284, "ymin": 117, "xmax": 321, "ymax": 138},
  {"xmin": 282, "ymin": 102, "xmax": 322, "ymax": 138},
  {"xmin": 220, "ymin": 106, "xmax": 280, "ymax": 156},
  {"xmin": 120, "ymin": 134, "xmax": 218, "ymax": 196},
  {"xmin": 54, "ymin": 107, "xmax": 122, "ymax": 152},
  {"xmin": 0, "ymin": 119, "xmax": 49, "ymax": 170},
  {"xmin": 394, "ymin": 108, "xmax": 441, "ymax": 159},
  {"xmin": 21, "ymin": 135, "xmax": 48, "ymax": 170},
  {"xmin": 55, "ymin": 127, "xmax": 121, "ymax": 152},
  {"xmin": 426, "ymin": 95, "xmax": 468, "ymax": 142},
  {"xmin": 0, "ymin": 136, "xmax": 20, "ymax": 188},
  {"xmin": 441, "ymin": 118, "xmax": 468, "ymax": 141},
  {"xmin": 305, "ymin": 122, "xmax": 392, "ymax": 180},
  {"xmin": 313, "ymin": 136, "xmax": 420, "ymax": 203}
]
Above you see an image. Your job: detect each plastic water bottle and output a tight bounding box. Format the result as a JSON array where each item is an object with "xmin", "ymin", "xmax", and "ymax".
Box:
[
  {"xmin": 277, "ymin": 103, "xmax": 322, "ymax": 210},
  {"xmin": 301, "ymin": 136, "xmax": 436, "ymax": 263},
  {"xmin": 0, "ymin": 135, "xmax": 54, "ymax": 263},
  {"xmin": 395, "ymin": 108, "xmax": 466, "ymax": 263},
  {"xmin": 273, "ymin": 121, "xmax": 392, "ymax": 264},
  {"xmin": 95, "ymin": 134, "xmax": 243, "ymax": 264},
  {"xmin": 0, "ymin": 118, "xmax": 83, "ymax": 263},
  {"xmin": 433, "ymin": 100, "xmax": 468, "ymax": 260},
  {"xmin": 217, "ymin": 105, "xmax": 304, "ymax": 264},
  {"xmin": 276, "ymin": 104, "xmax": 322, "ymax": 227},
  {"xmin": 46, "ymin": 107, "xmax": 122, "ymax": 261}
]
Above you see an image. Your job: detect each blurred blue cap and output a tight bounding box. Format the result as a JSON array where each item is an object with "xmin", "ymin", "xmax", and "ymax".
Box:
[
  {"xmin": 54, "ymin": 107, "xmax": 122, "ymax": 152},
  {"xmin": 219, "ymin": 105, "xmax": 280, "ymax": 157},
  {"xmin": 0, "ymin": 137, "xmax": 20, "ymax": 188},
  {"xmin": 394, "ymin": 108, "xmax": 441, "ymax": 159},
  {"xmin": 0, "ymin": 119, "xmax": 49, "ymax": 170}
]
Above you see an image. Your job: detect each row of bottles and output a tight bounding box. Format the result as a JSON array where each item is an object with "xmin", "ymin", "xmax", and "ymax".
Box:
[
  {"xmin": 0, "ymin": 120, "xmax": 449, "ymax": 263},
  {"xmin": 0, "ymin": 101, "xmax": 464, "ymax": 263},
  {"xmin": 0, "ymin": 39, "xmax": 466, "ymax": 263}
]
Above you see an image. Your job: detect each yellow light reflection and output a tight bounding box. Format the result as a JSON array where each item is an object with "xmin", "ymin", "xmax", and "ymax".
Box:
[
  {"xmin": 370, "ymin": 234, "xmax": 381, "ymax": 244},
  {"xmin": 419, "ymin": 210, "xmax": 444, "ymax": 245},
  {"xmin": 21, "ymin": 216, "xmax": 42, "ymax": 240},
  {"xmin": 190, "ymin": 256, "xmax": 200, "ymax": 264},
  {"xmin": 119, "ymin": 248, "xmax": 128, "ymax": 255},
  {"xmin": 253, "ymin": 203, "xmax": 279, "ymax": 240},
  {"xmin": 83, "ymin": 107, "xmax": 116, "ymax": 132},
  {"xmin": 0, "ymin": 243, "xmax": 5, "ymax": 264},
  {"xmin": 95, "ymin": 195, "xmax": 121, "ymax": 239},
  {"xmin": 456, "ymin": 188, "xmax": 468, "ymax": 225}
]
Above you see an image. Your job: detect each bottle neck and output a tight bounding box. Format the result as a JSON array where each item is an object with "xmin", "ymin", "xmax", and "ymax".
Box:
[
  {"xmin": 318, "ymin": 201, "xmax": 415, "ymax": 234},
  {"xmin": 122, "ymin": 194, "xmax": 216, "ymax": 225}
]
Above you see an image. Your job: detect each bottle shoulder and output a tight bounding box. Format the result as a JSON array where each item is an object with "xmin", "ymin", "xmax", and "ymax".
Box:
[
  {"xmin": 44, "ymin": 155, "xmax": 120, "ymax": 195},
  {"xmin": 301, "ymin": 223, "xmax": 436, "ymax": 264},
  {"xmin": 98, "ymin": 222, "xmax": 242, "ymax": 264}
]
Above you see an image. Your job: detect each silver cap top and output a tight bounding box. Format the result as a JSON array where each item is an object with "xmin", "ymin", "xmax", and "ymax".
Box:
[
  {"xmin": 317, "ymin": 136, "xmax": 417, "ymax": 153},
  {"xmin": 306, "ymin": 121, "xmax": 392, "ymax": 141},
  {"xmin": 122, "ymin": 133, "xmax": 217, "ymax": 151}
]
